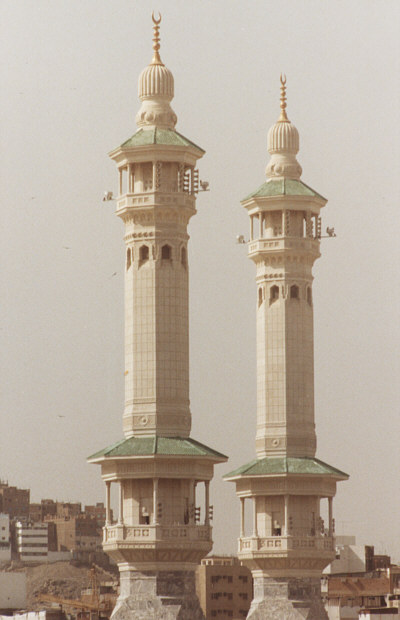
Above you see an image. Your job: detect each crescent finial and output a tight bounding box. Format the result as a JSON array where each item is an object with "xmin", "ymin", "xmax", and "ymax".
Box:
[
  {"xmin": 278, "ymin": 73, "xmax": 289, "ymax": 122},
  {"xmin": 151, "ymin": 12, "xmax": 163, "ymax": 64},
  {"xmin": 152, "ymin": 11, "xmax": 161, "ymax": 25}
]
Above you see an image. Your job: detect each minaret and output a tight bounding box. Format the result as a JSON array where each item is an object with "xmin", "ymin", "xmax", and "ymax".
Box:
[
  {"xmin": 88, "ymin": 15, "xmax": 227, "ymax": 619},
  {"xmin": 224, "ymin": 77, "xmax": 348, "ymax": 619}
]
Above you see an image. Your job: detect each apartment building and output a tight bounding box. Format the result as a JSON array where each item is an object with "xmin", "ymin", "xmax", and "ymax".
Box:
[
  {"xmin": 0, "ymin": 514, "xmax": 11, "ymax": 563},
  {"xmin": 196, "ymin": 556, "xmax": 252, "ymax": 619},
  {"xmin": 15, "ymin": 521, "xmax": 48, "ymax": 563},
  {"xmin": 0, "ymin": 482, "xmax": 29, "ymax": 519}
]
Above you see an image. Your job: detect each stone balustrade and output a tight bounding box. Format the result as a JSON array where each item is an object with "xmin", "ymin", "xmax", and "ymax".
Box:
[
  {"xmin": 103, "ymin": 523, "xmax": 211, "ymax": 545},
  {"xmin": 248, "ymin": 237, "xmax": 319, "ymax": 254},
  {"xmin": 238, "ymin": 535, "xmax": 334, "ymax": 553}
]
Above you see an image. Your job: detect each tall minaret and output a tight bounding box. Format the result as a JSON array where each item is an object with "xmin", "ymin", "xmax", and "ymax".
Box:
[
  {"xmin": 88, "ymin": 15, "xmax": 226, "ymax": 620},
  {"xmin": 225, "ymin": 77, "xmax": 348, "ymax": 619}
]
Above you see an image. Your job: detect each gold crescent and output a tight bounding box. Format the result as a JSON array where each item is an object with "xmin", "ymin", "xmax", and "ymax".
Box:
[
  {"xmin": 280, "ymin": 73, "xmax": 287, "ymax": 85},
  {"xmin": 152, "ymin": 11, "xmax": 161, "ymax": 25}
]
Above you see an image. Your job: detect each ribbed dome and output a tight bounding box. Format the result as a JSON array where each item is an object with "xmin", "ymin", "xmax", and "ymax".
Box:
[
  {"xmin": 138, "ymin": 63, "xmax": 174, "ymax": 101},
  {"xmin": 267, "ymin": 120, "xmax": 299, "ymax": 154}
]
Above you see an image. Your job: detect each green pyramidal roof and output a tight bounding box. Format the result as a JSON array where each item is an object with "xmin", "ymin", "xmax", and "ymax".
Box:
[
  {"xmin": 224, "ymin": 456, "xmax": 348, "ymax": 479},
  {"xmin": 243, "ymin": 178, "xmax": 326, "ymax": 201},
  {"xmin": 119, "ymin": 128, "xmax": 204, "ymax": 152},
  {"xmin": 88, "ymin": 435, "xmax": 227, "ymax": 461}
]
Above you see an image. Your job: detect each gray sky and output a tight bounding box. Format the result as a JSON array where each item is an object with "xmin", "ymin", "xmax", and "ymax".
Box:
[{"xmin": 1, "ymin": 0, "xmax": 399, "ymax": 560}]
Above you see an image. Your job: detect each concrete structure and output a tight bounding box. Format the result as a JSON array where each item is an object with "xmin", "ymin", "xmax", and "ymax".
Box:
[
  {"xmin": 0, "ymin": 513, "xmax": 11, "ymax": 563},
  {"xmin": 324, "ymin": 538, "xmax": 389, "ymax": 575},
  {"xmin": 88, "ymin": 14, "xmax": 227, "ymax": 619},
  {"xmin": 15, "ymin": 521, "xmax": 48, "ymax": 563},
  {"xmin": 0, "ymin": 481, "xmax": 29, "ymax": 519},
  {"xmin": 196, "ymin": 556, "xmax": 253, "ymax": 619},
  {"xmin": 0, "ymin": 572, "xmax": 26, "ymax": 612},
  {"xmin": 224, "ymin": 77, "xmax": 348, "ymax": 619}
]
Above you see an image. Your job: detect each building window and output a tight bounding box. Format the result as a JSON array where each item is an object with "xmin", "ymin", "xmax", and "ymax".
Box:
[
  {"xmin": 270, "ymin": 285, "xmax": 279, "ymax": 304},
  {"xmin": 258, "ymin": 287, "xmax": 263, "ymax": 307},
  {"xmin": 181, "ymin": 247, "xmax": 187, "ymax": 267},
  {"xmin": 290, "ymin": 284, "xmax": 299, "ymax": 299},
  {"xmin": 139, "ymin": 245, "xmax": 149, "ymax": 262},
  {"xmin": 307, "ymin": 286, "xmax": 312, "ymax": 305},
  {"xmin": 126, "ymin": 247, "xmax": 132, "ymax": 270},
  {"xmin": 161, "ymin": 244, "xmax": 171, "ymax": 260}
]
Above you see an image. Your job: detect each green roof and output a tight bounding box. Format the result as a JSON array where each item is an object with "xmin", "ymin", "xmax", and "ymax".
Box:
[
  {"xmin": 88, "ymin": 436, "xmax": 227, "ymax": 461},
  {"xmin": 243, "ymin": 178, "xmax": 326, "ymax": 201},
  {"xmin": 224, "ymin": 456, "xmax": 348, "ymax": 479},
  {"xmin": 119, "ymin": 128, "xmax": 204, "ymax": 152}
]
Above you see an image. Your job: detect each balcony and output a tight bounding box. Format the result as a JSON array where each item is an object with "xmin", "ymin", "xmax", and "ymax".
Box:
[
  {"xmin": 103, "ymin": 523, "xmax": 212, "ymax": 546},
  {"xmin": 238, "ymin": 535, "xmax": 334, "ymax": 554}
]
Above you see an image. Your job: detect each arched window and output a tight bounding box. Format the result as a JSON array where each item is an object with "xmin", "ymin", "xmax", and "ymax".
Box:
[
  {"xmin": 161, "ymin": 244, "xmax": 171, "ymax": 260},
  {"xmin": 139, "ymin": 245, "xmax": 149, "ymax": 262},
  {"xmin": 126, "ymin": 247, "xmax": 132, "ymax": 270},
  {"xmin": 290, "ymin": 285, "xmax": 299, "ymax": 299},
  {"xmin": 307, "ymin": 286, "xmax": 312, "ymax": 305},
  {"xmin": 181, "ymin": 247, "xmax": 187, "ymax": 267},
  {"xmin": 270, "ymin": 285, "xmax": 279, "ymax": 304},
  {"xmin": 258, "ymin": 287, "xmax": 263, "ymax": 307}
]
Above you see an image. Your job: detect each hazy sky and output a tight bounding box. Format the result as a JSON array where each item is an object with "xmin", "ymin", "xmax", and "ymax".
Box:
[{"xmin": 1, "ymin": 0, "xmax": 399, "ymax": 561}]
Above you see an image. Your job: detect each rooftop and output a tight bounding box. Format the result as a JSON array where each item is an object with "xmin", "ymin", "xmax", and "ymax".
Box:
[
  {"xmin": 224, "ymin": 456, "xmax": 348, "ymax": 479},
  {"xmin": 243, "ymin": 178, "xmax": 325, "ymax": 201},
  {"xmin": 88, "ymin": 435, "xmax": 227, "ymax": 461},
  {"xmin": 119, "ymin": 127, "xmax": 204, "ymax": 152}
]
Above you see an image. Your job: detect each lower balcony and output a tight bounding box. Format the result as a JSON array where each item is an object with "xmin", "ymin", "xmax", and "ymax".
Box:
[
  {"xmin": 239, "ymin": 535, "xmax": 335, "ymax": 554},
  {"xmin": 103, "ymin": 523, "xmax": 212, "ymax": 545}
]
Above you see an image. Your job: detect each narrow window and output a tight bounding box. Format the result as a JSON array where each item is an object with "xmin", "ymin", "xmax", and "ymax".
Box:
[
  {"xmin": 139, "ymin": 245, "xmax": 149, "ymax": 262},
  {"xmin": 161, "ymin": 244, "xmax": 171, "ymax": 260},
  {"xmin": 181, "ymin": 247, "xmax": 187, "ymax": 267},
  {"xmin": 269, "ymin": 285, "xmax": 279, "ymax": 304},
  {"xmin": 126, "ymin": 247, "xmax": 132, "ymax": 270},
  {"xmin": 258, "ymin": 287, "xmax": 263, "ymax": 307},
  {"xmin": 307, "ymin": 286, "xmax": 312, "ymax": 305},
  {"xmin": 290, "ymin": 284, "xmax": 299, "ymax": 299}
]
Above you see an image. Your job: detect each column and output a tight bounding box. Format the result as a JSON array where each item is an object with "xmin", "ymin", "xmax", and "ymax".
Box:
[
  {"xmin": 105, "ymin": 481, "xmax": 111, "ymax": 525},
  {"xmin": 250, "ymin": 215, "xmax": 254, "ymax": 241},
  {"xmin": 127, "ymin": 164, "xmax": 132, "ymax": 193},
  {"xmin": 153, "ymin": 478, "xmax": 159, "ymax": 525},
  {"xmin": 252, "ymin": 497, "xmax": 258, "ymax": 537},
  {"xmin": 328, "ymin": 497, "xmax": 333, "ymax": 536},
  {"xmin": 240, "ymin": 497, "xmax": 245, "ymax": 538},
  {"xmin": 258, "ymin": 212, "xmax": 262, "ymax": 239},
  {"xmin": 118, "ymin": 481, "xmax": 124, "ymax": 525},
  {"xmin": 152, "ymin": 161, "xmax": 156, "ymax": 191},
  {"xmin": 205, "ymin": 481, "xmax": 210, "ymax": 526},
  {"xmin": 118, "ymin": 169, "xmax": 123, "ymax": 195},
  {"xmin": 284, "ymin": 494, "xmax": 289, "ymax": 536},
  {"xmin": 189, "ymin": 480, "xmax": 195, "ymax": 524}
]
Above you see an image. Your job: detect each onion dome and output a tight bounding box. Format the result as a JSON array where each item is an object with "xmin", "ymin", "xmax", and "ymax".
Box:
[
  {"xmin": 265, "ymin": 75, "xmax": 302, "ymax": 180},
  {"xmin": 135, "ymin": 13, "xmax": 177, "ymax": 130}
]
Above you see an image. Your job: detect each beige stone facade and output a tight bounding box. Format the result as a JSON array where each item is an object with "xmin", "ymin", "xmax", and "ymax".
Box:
[{"xmin": 225, "ymin": 78, "xmax": 348, "ymax": 619}]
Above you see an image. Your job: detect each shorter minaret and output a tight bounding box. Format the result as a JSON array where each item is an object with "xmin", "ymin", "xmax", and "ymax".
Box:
[
  {"xmin": 224, "ymin": 77, "xmax": 348, "ymax": 620},
  {"xmin": 88, "ymin": 15, "xmax": 227, "ymax": 620}
]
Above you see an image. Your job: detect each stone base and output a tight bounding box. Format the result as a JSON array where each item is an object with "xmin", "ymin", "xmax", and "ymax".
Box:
[
  {"xmin": 247, "ymin": 576, "xmax": 328, "ymax": 620},
  {"xmin": 111, "ymin": 570, "xmax": 205, "ymax": 620}
]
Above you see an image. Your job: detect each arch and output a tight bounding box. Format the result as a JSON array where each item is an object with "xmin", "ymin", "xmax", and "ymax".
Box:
[
  {"xmin": 290, "ymin": 284, "xmax": 299, "ymax": 299},
  {"xmin": 181, "ymin": 246, "xmax": 187, "ymax": 267},
  {"xmin": 258, "ymin": 287, "xmax": 263, "ymax": 308},
  {"xmin": 269, "ymin": 285, "xmax": 279, "ymax": 305},
  {"xmin": 139, "ymin": 245, "xmax": 149, "ymax": 262},
  {"xmin": 307, "ymin": 286, "xmax": 312, "ymax": 305},
  {"xmin": 161, "ymin": 244, "xmax": 171, "ymax": 260},
  {"xmin": 126, "ymin": 247, "xmax": 132, "ymax": 270}
]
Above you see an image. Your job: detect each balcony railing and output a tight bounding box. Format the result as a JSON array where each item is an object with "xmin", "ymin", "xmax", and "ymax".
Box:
[
  {"xmin": 239, "ymin": 535, "xmax": 334, "ymax": 553},
  {"xmin": 103, "ymin": 523, "xmax": 211, "ymax": 545}
]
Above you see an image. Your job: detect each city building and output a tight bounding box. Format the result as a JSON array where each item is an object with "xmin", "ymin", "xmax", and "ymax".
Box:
[
  {"xmin": 224, "ymin": 77, "xmax": 348, "ymax": 618},
  {"xmin": 15, "ymin": 521, "xmax": 48, "ymax": 563},
  {"xmin": 88, "ymin": 14, "xmax": 227, "ymax": 619},
  {"xmin": 196, "ymin": 556, "xmax": 253, "ymax": 619},
  {"xmin": 325, "ymin": 537, "xmax": 391, "ymax": 575},
  {"xmin": 0, "ymin": 514, "xmax": 11, "ymax": 563},
  {"xmin": 51, "ymin": 515, "xmax": 100, "ymax": 555},
  {"xmin": 0, "ymin": 481, "xmax": 30, "ymax": 519},
  {"xmin": 84, "ymin": 502, "xmax": 109, "ymax": 528}
]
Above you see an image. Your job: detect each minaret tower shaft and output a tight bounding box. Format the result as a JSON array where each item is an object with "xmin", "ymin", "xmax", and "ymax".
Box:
[
  {"xmin": 88, "ymin": 15, "xmax": 226, "ymax": 620},
  {"xmin": 225, "ymin": 77, "xmax": 348, "ymax": 620}
]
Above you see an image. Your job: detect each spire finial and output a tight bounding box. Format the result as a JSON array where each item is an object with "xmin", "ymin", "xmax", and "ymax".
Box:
[
  {"xmin": 278, "ymin": 73, "xmax": 289, "ymax": 122},
  {"xmin": 151, "ymin": 12, "xmax": 163, "ymax": 65}
]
